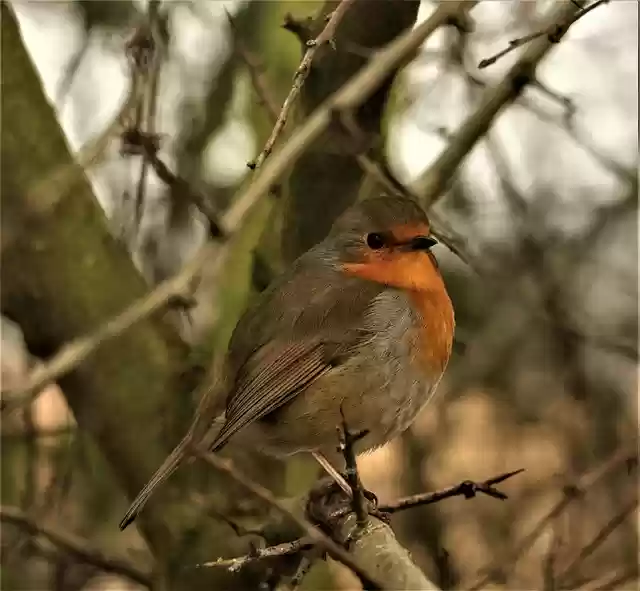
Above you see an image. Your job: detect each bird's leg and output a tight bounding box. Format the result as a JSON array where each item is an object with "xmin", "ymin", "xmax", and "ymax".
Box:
[{"xmin": 311, "ymin": 451, "xmax": 352, "ymax": 496}]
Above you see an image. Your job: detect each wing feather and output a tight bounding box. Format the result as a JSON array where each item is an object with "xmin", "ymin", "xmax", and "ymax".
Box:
[{"xmin": 209, "ymin": 342, "xmax": 330, "ymax": 451}]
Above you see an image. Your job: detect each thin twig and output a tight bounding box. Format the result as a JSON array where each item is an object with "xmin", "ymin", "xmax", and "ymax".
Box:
[
  {"xmin": 197, "ymin": 537, "xmax": 314, "ymax": 571},
  {"xmin": 0, "ymin": 506, "xmax": 151, "ymax": 588},
  {"xmin": 556, "ymin": 495, "xmax": 639, "ymax": 586},
  {"xmin": 378, "ymin": 469, "xmax": 524, "ymax": 514},
  {"xmin": 467, "ymin": 445, "xmax": 638, "ymax": 590},
  {"xmin": 222, "ymin": 0, "xmax": 478, "ymax": 234},
  {"xmin": 249, "ymin": 0, "xmax": 356, "ymax": 170},
  {"xmin": 132, "ymin": 1, "xmax": 164, "ymax": 238},
  {"xmin": 478, "ymin": 0, "xmax": 610, "ymax": 69},
  {"xmin": 132, "ymin": 131, "xmax": 226, "ymax": 238},
  {"xmin": 195, "ymin": 450, "xmax": 385, "ymax": 590}
]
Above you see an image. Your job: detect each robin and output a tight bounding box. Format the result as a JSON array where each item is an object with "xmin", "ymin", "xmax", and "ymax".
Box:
[{"xmin": 119, "ymin": 195, "xmax": 454, "ymax": 530}]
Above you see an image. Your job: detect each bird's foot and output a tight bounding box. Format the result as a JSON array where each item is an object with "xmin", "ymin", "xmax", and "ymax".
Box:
[{"xmin": 305, "ymin": 478, "xmax": 390, "ymax": 546}]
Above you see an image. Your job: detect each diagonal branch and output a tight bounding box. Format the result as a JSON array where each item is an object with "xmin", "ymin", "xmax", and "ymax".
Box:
[
  {"xmin": 478, "ymin": 0, "xmax": 610, "ymax": 69},
  {"xmin": 413, "ymin": 0, "xmax": 588, "ymax": 207},
  {"xmin": 223, "ymin": 0, "xmax": 478, "ymax": 233},
  {"xmin": 195, "ymin": 450, "xmax": 387, "ymax": 590},
  {"xmin": 467, "ymin": 444, "xmax": 638, "ymax": 590},
  {"xmin": 0, "ymin": 506, "xmax": 151, "ymax": 588},
  {"xmin": 248, "ymin": 0, "xmax": 356, "ymax": 170},
  {"xmin": 1, "ymin": 125, "xmax": 272, "ymax": 414}
]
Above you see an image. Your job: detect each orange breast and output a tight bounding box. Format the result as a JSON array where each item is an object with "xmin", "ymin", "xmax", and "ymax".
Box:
[
  {"xmin": 408, "ymin": 288, "xmax": 455, "ymax": 374},
  {"xmin": 342, "ymin": 250, "xmax": 455, "ymax": 373}
]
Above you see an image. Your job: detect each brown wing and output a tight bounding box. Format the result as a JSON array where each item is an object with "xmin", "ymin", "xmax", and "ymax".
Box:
[
  {"xmin": 209, "ymin": 340, "xmax": 331, "ymax": 451},
  {"xmin": 209, "ymin": 258, "xmax": 384, "ymax": 452}
]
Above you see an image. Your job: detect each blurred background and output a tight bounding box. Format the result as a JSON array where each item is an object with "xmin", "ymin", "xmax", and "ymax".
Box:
[{"xmin": 1, "ymin": 0, "xmax": 638, "ymax": 590}]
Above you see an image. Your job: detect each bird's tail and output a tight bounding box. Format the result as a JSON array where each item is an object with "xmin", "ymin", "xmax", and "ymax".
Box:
[{"xmin": 119, "ymin": 433, "xmax": 190, "ymax": 531}]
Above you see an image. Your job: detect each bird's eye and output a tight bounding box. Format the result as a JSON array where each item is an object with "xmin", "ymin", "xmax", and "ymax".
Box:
[{"xmin": 366, "ymin": 232, "xmax": 386, "ymax": 250}]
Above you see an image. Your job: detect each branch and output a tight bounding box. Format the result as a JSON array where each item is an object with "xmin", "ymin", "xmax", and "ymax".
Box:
[
  {"xmin": 413, "ymin": 0, "xmax": 587, "ymax": 208},
  {"xmin": 478, "ymin": 0, "xmax": 611, "ymax": 69},
  {"xmin": 229, "ymin": 12, "xmax": 477, "ymax": 274},
  {"xmin": 0, "ymin": 506, "xmax": 151, "ymax": 588},
  {"xmin": 378, "ymin": 469, "xmax": 525, "ymax": 515},
  {"xmin": 1, "ymin": 125, "xmax": 271, "ymax": 415},
  {"xmin": 223, "ymin": 1, "xmax": 478, "ymax": 237},
  {"xmin": 468, "ymin": 444, "xmax": 639, "ymax": 590},
  {"xmin": 195, "ymin": 450, "xmax": 386, "ymax": 590},
  {"xmin": 198, "ymin": 537, "xmax": 315, "ymax": 571},
  {"xmin": 556, "ymin": 494, "xmax": 639, "ymax": 586},
  {"xmin": 248, "ymin": 0, "xmax": 356, "ymax": 170}
]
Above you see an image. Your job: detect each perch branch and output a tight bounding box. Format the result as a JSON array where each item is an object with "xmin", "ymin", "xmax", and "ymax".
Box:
[{"xmin": 195, "ymin": 449, "xmax": 386, "ymax": 590}]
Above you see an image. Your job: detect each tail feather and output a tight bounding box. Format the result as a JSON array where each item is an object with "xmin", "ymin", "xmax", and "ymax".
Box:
[{"xmin": 119, "ymin": 433, "xmax": 190, "ymax": 531}]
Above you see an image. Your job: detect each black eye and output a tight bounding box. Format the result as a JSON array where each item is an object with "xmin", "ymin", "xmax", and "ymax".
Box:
[{"xmin": 366, "ymin": 232, "xmax": 386, "ymax": 250}]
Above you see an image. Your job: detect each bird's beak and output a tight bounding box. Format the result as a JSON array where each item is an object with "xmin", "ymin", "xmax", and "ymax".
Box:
[{"xmin": 407, "ymin": 235, "xmax": 438, "ymax": 251}]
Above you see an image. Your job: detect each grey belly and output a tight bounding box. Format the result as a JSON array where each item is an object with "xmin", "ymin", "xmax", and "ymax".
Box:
[{"xmin": 249, "ymin": 337, "xmax": 439, "ymax": 458}]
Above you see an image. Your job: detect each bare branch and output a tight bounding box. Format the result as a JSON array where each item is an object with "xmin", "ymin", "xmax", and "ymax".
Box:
[
  {"xmin": 413, "ymin": 0, "xmax": 589, "ymax": 207},
  {"xmin": 194, "ymin": 449, "xmax": 386, "ymax": 589},
  {"xmin": 1, "ymin": 127, "xmax": 271, "ymax": 413},
  {"xmin": 225, "ymin": 10, "xmax": 280, "ymax": 122},
  {"xmin": 378, "ymin": 469, "xmax": 525, "ymax": 515},
  {"xmin": 556, "ymin": 494, "xmax": 639, "ymax": 586},
  {"xmin": 198, "ymin": 537, "xmax": 314, "ymax": 571},
  {"xmin": 478, "ymin": 0, "xmax": 611, "ymax": 69},
  {"xmin": 468, "ymin": 444, "xmax": 639, "ymax": 590},
  {"xmin": 0, "ymin": 506, "xmax": 151, "ymax": 588},
  {"xmin": 248, "ymin": 0, "xmax": 356, "ymax": 170},
  {"xmin": 224, "ymin": 0, "xmax": 478, "ymax": 232}
]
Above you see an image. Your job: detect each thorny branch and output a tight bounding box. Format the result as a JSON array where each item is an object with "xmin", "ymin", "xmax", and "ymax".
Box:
[
  {"xmin": 248, "ymin": 0, "xmax": 356, "ymax": 170},
  {"xmin": 197, "ymin": 420, "xmax": 523, "ymax": 590},
  {"xmin": 377, "ymin": 469, "xmax": 525, "ymax": 514},
  {"xmin": 0, "ymin": 506, "xmax": 151, "ymax": 588},
  {"xmin": 194, "ymin": 449, "xmax": 386, "ymax": 591},
  {"xmin": 478, "ymin": 0, "xmax": 610, "ymax": 69}
]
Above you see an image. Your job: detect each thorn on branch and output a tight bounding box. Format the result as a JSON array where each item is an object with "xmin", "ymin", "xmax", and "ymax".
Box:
[{"xmin": 378, "ymin": 468, "xmax": 525, "ymax": 514}]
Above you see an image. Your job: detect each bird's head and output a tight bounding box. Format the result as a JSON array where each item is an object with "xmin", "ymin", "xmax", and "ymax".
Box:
[{"xmin": 326, "ymin": 196, "xmax": 443, "ymax": 293}]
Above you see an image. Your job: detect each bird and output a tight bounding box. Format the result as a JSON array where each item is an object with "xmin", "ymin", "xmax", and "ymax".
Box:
[{"xmin": 119, "ymin": 195, "xmax": 455, "ymax": 531}]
